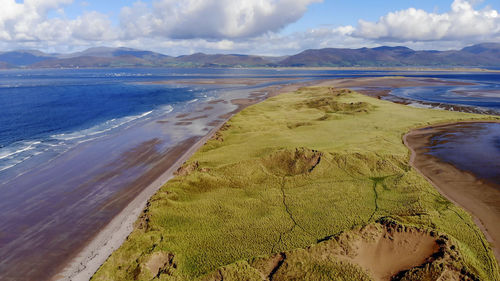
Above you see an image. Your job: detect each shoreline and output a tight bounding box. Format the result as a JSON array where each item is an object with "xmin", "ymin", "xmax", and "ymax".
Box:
[
  {"xmin": 316, "ymin": 76, "xmax": 500, "ymax": 116},
  {"xmin": 404, "ymin": 121, "xmax": 500, "ymax": 263},
  {"xmin": 8, "ymin": 66, "xmax": 500, "ymax": 73},
  {"xmin": 55, "ymin": 80, "xmax": 310, "ymax": 281}
]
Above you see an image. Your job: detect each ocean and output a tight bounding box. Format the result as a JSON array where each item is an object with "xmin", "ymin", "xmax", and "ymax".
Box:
[{"xmin": 0, "ymin": 68, "xmax": 500, "ymax": 281}]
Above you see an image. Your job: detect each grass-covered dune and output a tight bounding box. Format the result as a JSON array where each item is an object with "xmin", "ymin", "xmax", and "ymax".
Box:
[{"xmin": 93, "ymin": 86, "xmax": 500, "ymax": 280}]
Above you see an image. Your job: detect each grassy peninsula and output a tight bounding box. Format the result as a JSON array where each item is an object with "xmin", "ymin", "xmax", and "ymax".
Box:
[{"xmin": 93, "ymin": 85, "xmax": 500, "ymax": 280}]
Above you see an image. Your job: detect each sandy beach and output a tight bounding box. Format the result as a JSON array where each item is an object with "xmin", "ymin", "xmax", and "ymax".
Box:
[{"xmin": 404, "ymin": 122, "xmax": 500, "ymax": 263}]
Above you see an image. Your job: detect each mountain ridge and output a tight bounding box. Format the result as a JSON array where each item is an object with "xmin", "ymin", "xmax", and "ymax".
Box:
[{"xmin": 2, "ymin": 43, "xmax": 500, "ymax": 69}]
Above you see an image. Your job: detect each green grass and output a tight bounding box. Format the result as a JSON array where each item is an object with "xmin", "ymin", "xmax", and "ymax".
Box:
[{"xmin": 93, "ymin": 87, "xmax": 500, "ymax": 281}]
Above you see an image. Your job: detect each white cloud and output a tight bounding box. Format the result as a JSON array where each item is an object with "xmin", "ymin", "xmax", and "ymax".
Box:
[
  {"xmin": 120, "ymin": 0, "xmax": 321, "ymax": 39},
  {"xmin": 0, "ymin": 0, "xmax": 116, "ymax": 45},
  {"xmin": 356, "ymin": 0, "xmax": 500, "ymax": 42},
  {"xmin": 0, "ymin": 0, "xmax": 73, "ymax": 41},
  {"xmin": 71, "ymin": 11, "xmax": 117, "ymax": 41}
]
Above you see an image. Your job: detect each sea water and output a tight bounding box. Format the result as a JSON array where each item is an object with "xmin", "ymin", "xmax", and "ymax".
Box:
[
  {"xmin": 389, "ymin": 72, "xmax": 500, "ymax": 113},
  {"xmin": 427, "ymin": 122, "xmax": 500, "ymax": 185}
]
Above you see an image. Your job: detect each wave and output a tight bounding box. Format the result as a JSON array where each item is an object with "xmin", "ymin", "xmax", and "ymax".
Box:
[
  {"xmin": 160, "ymin": 105, "xmax": 174, "ymax": 113},
  {"xmin": 0, "ymin": 108, "xmax": 163, "ymax": 173},
  {"xmin": 0, "ymin": 141, "xmax": 45, "ymax": 172},
  {"xmin": 0, "ymin": 141, "xmax": 41, "ymax": 160},
  {"xmin": 51, "ymin": 110, "xmax": 154, "ymax": 141}
]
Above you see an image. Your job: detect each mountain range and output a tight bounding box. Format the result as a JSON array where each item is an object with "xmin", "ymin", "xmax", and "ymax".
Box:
[{"xmin": 1, "ymin": 43, "xmax": 500, "ymax": 69}]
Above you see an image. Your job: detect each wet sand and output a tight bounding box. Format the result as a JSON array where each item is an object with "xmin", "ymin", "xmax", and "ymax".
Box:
[
  {"xmin": 146, "ymin": 77, "xmax": 301, "ymax": 86},
  {"xmin": 404, "ymin": 122, "xmax": 500, "ymax": 263},
  {"xmin": 315, "ymin": 76, "xmax": 475, "ymax": 89},
  {"xmin": 59, "ymin": 135, "xmax": 205, "ymax": 281}
]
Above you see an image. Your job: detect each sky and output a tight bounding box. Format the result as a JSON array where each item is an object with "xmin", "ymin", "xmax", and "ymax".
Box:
[{"xmin": 1, "ymin": 0, "xmax": 500, "ymax": 55}]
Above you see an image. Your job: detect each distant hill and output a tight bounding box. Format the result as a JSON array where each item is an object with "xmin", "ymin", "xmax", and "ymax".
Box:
[
  {"xmin": 174, "ymin": 53, "xmax": 272, "ymax": 67},
  {"xmin": 1, "ymin": 43, "xmax": 500, "ymax": 69},
  {"xmin": 0, "ymin": 50, "xmax": 56, "ymax": 67},
  {"xmin": 279, "ymin": 43, "xmax": 500, "ymax": 67}
]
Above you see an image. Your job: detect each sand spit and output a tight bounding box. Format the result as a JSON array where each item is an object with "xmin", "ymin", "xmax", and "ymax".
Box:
[
  {"xmin": 316, "ymin": 76, "xmax": 474, "ymax": 100},
  {"xmin": 60, "ymin": 77, "xmax": 498, "ymax": 281},
  {"xmin": 404, "ymin": 122, "xmax": 500, "ymax": 263},
  {"xmin": 316, "ymin": 76, "xmax": 475, "ymax": 89}
]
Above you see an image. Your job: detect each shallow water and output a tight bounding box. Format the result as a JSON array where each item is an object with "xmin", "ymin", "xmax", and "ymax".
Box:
[
  {"xmin": 427, "ymin": 122, "xmax": 500, "ymax": 185},
  {"xmin": 390, "ymin": 83, "xmax": 500, "ymax": 113}
]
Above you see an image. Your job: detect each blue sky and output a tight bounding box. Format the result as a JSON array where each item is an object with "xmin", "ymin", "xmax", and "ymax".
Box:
[
  {"xmin": 284, "ymin": 0, "xmax": 500, "ymax": 33},
  {"xmin": 58, "ymin": 0, "xmax": 500, "ymax": 32},
  {"xmin": 3, "ymin": 0, "xmax": 500, "ymax": 55}
]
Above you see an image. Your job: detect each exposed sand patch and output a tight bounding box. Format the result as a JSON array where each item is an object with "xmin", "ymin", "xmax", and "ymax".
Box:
[
  {"xmin": 144, "ymin": 252, "xmax": 176, "ymax": 277},
  {"xmin": 346, "ymin": 224, "xmax": 439, "ymax": 281}
]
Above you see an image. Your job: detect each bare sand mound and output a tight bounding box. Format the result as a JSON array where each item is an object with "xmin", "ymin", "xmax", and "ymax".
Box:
[
  {"xmin": 344, "ymin": 224, "xmax": 439, "ymax": 281},
  {"xmin": 203, "ymin": 220, "xmax": 478, "ymax": 281}
]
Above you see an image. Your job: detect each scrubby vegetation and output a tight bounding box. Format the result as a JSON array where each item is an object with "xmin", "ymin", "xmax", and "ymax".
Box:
[{"xmin": 93, "ymin": 87, "xmax": 499, "ymax": 281}]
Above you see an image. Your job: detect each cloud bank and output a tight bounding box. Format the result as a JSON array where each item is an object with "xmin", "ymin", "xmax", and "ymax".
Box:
[
  {"xmin": 0, "ymin": 0, "xmax": 116, "ymax": 42},
  {"xmin": 121, "ymin": 0, "xmax": 321, "ymax": 39},
  {"xmin": 356, "ymin": 0, "xmax": 500, "ymax": 42},
  {"xmin": 0, "ymin": 0, "xmax": 499, "ymax": 55}
]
